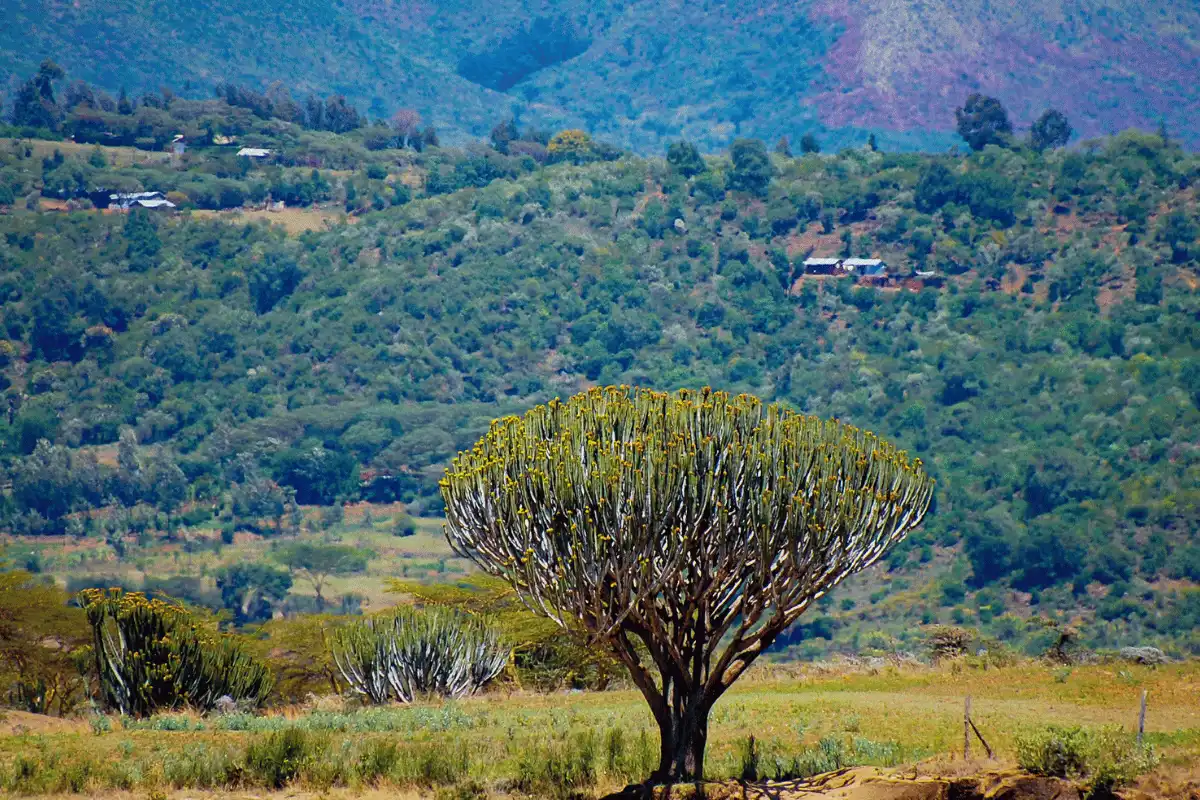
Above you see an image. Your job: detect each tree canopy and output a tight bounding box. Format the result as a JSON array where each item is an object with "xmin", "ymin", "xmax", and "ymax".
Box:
[
  {"xmin": 1031, "ymin": 109, "xmax": 1072, "ymax": 151},
  {"xmin": 666, "ymin": 141, "xmax": 706, "ymax": 177},
  {"xmin": 275, "ymin": 542, "xmax": 370, "ymax": 610},
  {"xmin": 955, "ymin": 94, "xmax": 1012, "ymax": 151},
  {"xmin": 728, "ymin": 138, "xmax": 773, "ymax": 197}
]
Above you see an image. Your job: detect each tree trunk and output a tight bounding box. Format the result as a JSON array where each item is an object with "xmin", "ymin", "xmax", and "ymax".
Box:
[{"xmin": 652, "ymin": 695, "xmax": 710, "ymax": 783}]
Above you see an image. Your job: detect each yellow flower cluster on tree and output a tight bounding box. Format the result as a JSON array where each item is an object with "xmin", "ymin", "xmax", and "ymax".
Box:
[
  {"xmin": 0, "ymin": 339, "xmax": 18, "ymax": 366},
  {"xmin": 441, "ymin": 386, "xmax": 933, "ymax": 783},
  {"xmin": 546, "ymin": 129, "xmax": 594, "ymax": 161}
]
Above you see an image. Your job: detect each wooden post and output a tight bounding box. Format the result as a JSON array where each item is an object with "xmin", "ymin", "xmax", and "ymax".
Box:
[
  {"xmin": 964, "ymin": 696, "xmax": 972, "ymax": 760},
  {"xmin": 1138, "ymin": 690, "xmax": 1147, "ymax": 746}
]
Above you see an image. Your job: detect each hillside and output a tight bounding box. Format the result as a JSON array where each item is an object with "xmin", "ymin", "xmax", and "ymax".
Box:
[
  {"xmin": 2, "ymin": 1, "xmax": 1199, "ymax": 151},
  {"xmin": 0, "ymin": 111, "xmax": 1198, "ymax": 656}
]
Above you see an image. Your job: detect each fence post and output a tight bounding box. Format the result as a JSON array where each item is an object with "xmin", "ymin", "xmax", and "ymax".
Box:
[
  {"xmin": 964, "ymin": 695, "xmax": 972, "ymax": 760},
  {"xmin": 1138, "ymin": 690, "xmax": 1147, "ymax": 746}
]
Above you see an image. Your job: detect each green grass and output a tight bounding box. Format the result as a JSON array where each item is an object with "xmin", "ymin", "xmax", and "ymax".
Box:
[{"xmin": 1, "ymin": 663, "xmax": 1195, "ymax": 795}]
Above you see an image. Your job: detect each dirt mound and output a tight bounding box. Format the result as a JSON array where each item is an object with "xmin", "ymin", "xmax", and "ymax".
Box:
[{"xmin": 607, "ymin": 768, "xmax": 1081, "ymax": 800}]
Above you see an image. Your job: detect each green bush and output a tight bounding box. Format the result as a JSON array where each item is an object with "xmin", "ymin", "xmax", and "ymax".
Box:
[
  {"xmin": 356, "ymin": 739, "xmax": 401, "ymax": 785},
  {"xmin": 1016, "ymin": 725, "xmax": 1159, "ymax": 795},
  {"xmin": 398, "ymin": 742, "xmax": 471, "ymax": 787},
  {"xmin": 603, "ymin": 727, "xmax": 656, "ymax": 785},
  {"xmin": 160, "ymin": 744, "xmax": 239, "ymax": 788},
  {"xmin": 124, "ymin": 704, "xmax": 478, "ymax": 733},
  {"xmin": 514, "ymin": 731, "xmax": 598, "ymax": 799},
  {"xmin": 757, "ymin": 736, "xmax": 918, "ymax": 781},
  {"xmin": 738, "ymin": 735, "xmax": 761, "ymax": 781},
  {"xmin": 244, "ymin": 728, "xmax": 328, "ymax": 788},
  {"xmin": 771, "ymin": 737, "xmax": 849, "ymax": 779}
]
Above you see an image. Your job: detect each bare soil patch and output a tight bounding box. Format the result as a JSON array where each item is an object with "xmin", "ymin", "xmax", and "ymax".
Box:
[{"xmin": 0, "ymin": 710, "xmax": 88, "ymax": 736}]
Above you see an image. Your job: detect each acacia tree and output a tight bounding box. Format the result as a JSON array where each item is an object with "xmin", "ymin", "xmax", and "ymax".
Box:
[
  {"xmin": 276, "ymin": 542, "xmax": 369, "ymax": 610},
  {"xmin": 391, "ymin": 108, "xmax": 422, "ymax": 149},
  {"xmin": 442, "ymin": 387, "xmax": 933, "ymax": 783}
]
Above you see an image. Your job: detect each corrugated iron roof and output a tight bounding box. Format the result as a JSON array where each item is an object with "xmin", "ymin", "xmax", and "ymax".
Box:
[{"xmin": 110, "ymin": 191, "xmax": 164, "ymax": 201}]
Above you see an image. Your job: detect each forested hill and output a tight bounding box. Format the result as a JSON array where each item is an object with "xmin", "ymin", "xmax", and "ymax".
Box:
[
  {"xmin": 0, "ymin": 109, "xmax": 1198, "ymax": 655},
  {"xmin": 2, "ymin": 0, "xmax": 1199, "ymax": 150}
]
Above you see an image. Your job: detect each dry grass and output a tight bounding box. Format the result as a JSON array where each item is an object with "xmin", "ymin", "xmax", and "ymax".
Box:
[
  {"xmin": 1, "ymin": 138, "xmax": 171, "ymax": 168},
  {"xmin": 0, "ymin": 789, "xmax": 432, "ymax": 800},
  {"xmin": 0, "ymin": 666, "xmax": 1195, "ymax": 796},
  {"xmin": 0, "ymin": 711, "xmax": 87, "ymax": 737},
  {"xmin": 0, "ymin": 662, "xmax": 1194, "ymax": 798},
  {"xmin": 189, "ymin": 207, "xmax": 356, "ymax": 235}
]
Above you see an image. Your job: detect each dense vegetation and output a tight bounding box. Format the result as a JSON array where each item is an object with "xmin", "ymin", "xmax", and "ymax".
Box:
[
  {"xmin": 0, "ymin": 69, "xmax": 1197, "ymax": 659},
  {"xmin": 3, "ymin": 1, "xmax": 1198, "ymax": 151}
]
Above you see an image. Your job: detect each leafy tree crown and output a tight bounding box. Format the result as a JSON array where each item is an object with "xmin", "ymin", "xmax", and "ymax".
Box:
[
  {"xmin": 441, "ymin": 386, "xmax": 933, "ymax": 638},
  {"xmin": 1031, "ymin": 109, "xmax": 1073, "ymax": 151},
  {"xmin": 955, "ymin": 93, "xmax": 1012, "ymax": 151}
]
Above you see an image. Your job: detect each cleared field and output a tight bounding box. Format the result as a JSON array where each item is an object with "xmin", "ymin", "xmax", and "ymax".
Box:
[
  {"xmin": 190, "ymin": 206, "xmax": 356, "ymax": 234},
  {"xmin": 0, "ymin": 663, "xmax": 1195, "ymax": 797},
  {"xmin": 1, "ymin": 137, "xmax": 171, "ymax": 168}
]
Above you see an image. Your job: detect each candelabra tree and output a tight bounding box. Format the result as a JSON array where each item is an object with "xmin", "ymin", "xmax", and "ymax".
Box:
[
  {"xmin": 330, "ymin": 606, "xmax": 509, "ymax": 703},
  {"xmin": 80, "ymin": 588, "xmax": 273, "ymax": 717},
  {"xmin": 441, "ymin": 386, "xmax": 934, "ymax": 783}
]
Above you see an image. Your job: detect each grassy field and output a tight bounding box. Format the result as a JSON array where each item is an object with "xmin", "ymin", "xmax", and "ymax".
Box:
[{"xmin": 0, "ymin": 662, "xmax": 1195, "ymax": 797}]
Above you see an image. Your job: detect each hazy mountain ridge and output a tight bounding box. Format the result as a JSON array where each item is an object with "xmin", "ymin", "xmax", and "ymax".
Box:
[
  {"xmin": 3, "ymin": 0, "xmax": 1197, "ymax": 151},
  {"xmin": 809, "ymin": 0, "xmax": 1200, "ymax": 140}
]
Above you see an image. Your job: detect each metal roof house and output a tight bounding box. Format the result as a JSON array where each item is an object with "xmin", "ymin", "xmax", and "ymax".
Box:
[
  {"xmin": 843, "ymin": 258, "xmax": 888, "ymax": 277},
  {"xmin": 134, "ymin": 198, "xmax": 176, "ymax": 209},
  {"xmin": 109, "ymin": 191, "xmax": 176, "ymax": 211},
  {"xmin": 237, "ymin": 147, "xmax": 273, "ymax": 158},
  {"xmin": 803, "ymin": 257, "xmax": 843, "ymax": 275}
]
